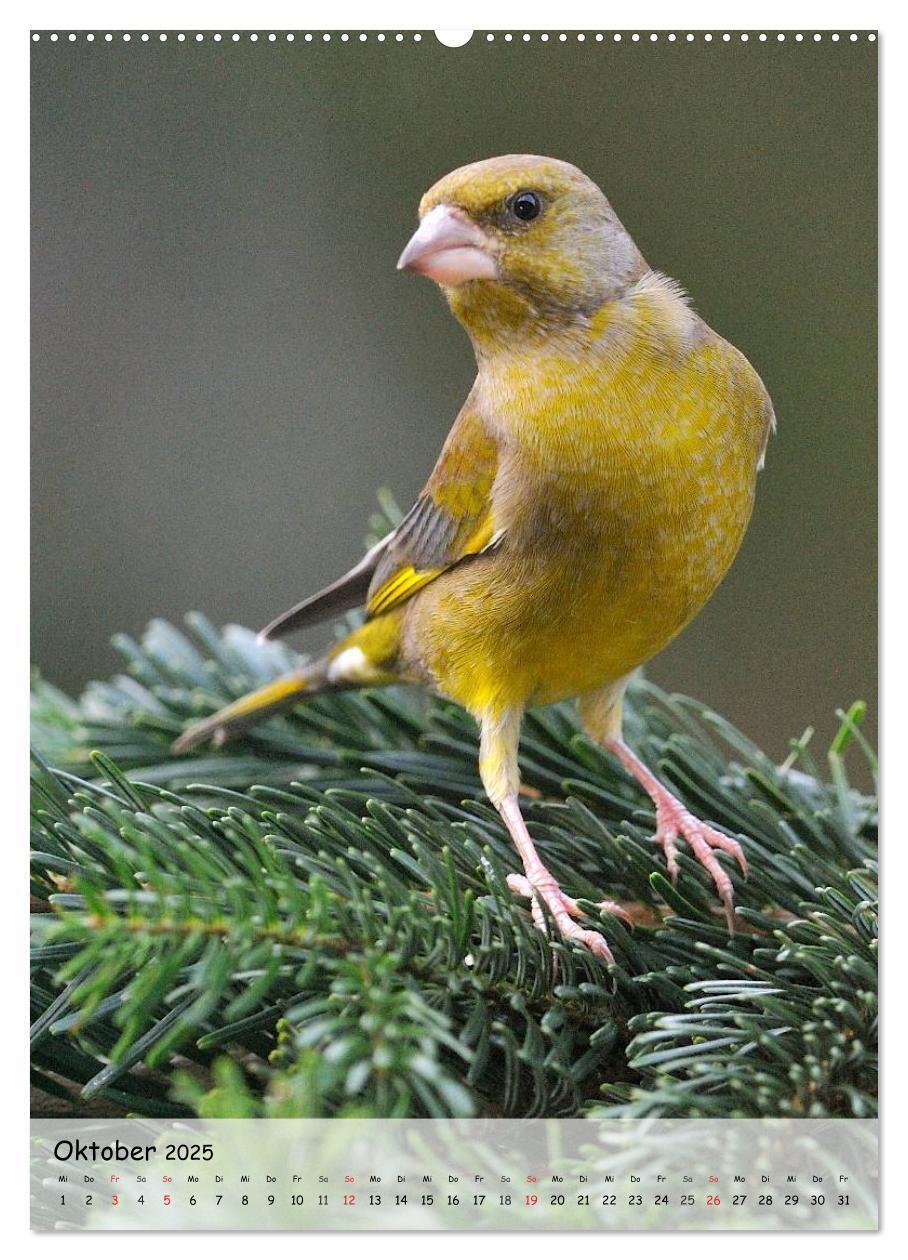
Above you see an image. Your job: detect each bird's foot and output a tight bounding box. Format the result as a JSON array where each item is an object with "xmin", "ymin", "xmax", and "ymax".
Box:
[
  {"xmin": 506, "ymin": 870, "xmax": 631, "ymax": 962},
  {"xmin": 652, "ymin": 793, "xmax": 747, "ymax": 932}
]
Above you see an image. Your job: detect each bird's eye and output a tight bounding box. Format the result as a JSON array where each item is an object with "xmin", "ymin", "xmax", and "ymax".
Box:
[{"xmin": 509, "ymin": 190, "xmax": 543, "ymax": 223}]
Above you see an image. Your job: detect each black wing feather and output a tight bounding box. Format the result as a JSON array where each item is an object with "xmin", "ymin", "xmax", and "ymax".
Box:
[{"xmin": 258, "ymin": 537, "xmax": 389, "ymax": 641}]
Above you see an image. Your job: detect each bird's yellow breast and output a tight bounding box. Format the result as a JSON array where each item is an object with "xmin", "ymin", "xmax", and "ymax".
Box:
[{"xmin": 402, "ymin": 281, "xmax": 773, "ymax": 718}]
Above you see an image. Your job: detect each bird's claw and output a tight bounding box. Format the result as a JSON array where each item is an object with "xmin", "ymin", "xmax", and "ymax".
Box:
[
  {"xmin": 506, "ymin": 870, "xmax": 627, "ymax": 962},
  {"xmin": 654, "ymin": 798, "xmax": 747, "ymax": 933}
]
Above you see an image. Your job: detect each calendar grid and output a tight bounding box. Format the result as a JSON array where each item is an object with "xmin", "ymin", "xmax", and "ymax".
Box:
[{"xmin": 31, "ymin": 1118, "xmax": 878, "ymax": 1231}]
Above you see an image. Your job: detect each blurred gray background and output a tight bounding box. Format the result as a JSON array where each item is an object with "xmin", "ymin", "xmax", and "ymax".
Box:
[{"xmin": 31, "ymin": 33, "xmax": 877, "ymax": 762}]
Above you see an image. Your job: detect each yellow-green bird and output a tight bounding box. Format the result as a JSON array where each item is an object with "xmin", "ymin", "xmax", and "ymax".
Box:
[{"xmin": 175, "ymin": 155, "xmax": 775, "ymax": 961}]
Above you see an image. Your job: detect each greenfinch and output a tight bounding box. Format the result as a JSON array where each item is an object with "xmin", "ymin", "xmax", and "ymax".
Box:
[{"xmin": 175, "ymin": 155, "xmax": 775, "ymax": 961}]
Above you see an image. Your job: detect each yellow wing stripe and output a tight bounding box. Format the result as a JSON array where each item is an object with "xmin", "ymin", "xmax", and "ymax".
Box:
[
  {"xmin": 366, "ymin": 518, "xmax": 497, "ymax": 617},
  {"xmin": 367, "ymin": 565, "xmax": 442, "ymax": 616},
  {"xmin": 364, "ymin": 403, "xmax": 500, "ymax": 619}
]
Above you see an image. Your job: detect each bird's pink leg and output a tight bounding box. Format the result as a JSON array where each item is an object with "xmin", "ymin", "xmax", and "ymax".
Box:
[
  {"xmin": 498, "ymin": 795, "xmax": 630, "ymax": 962},
  {"xmin": 480, "ymin": 709, "xmax": 627, "ymax": 962},
  {"xmin": 606, "ymin": 737, "xmax": 747, "ymax": 932}
]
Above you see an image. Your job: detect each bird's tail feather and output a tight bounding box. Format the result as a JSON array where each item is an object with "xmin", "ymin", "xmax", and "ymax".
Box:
[
  {"xmin": 172, "ymin": 663, "xmax": 327, "ymax": 753},
  {"xmin": 173, "ymin": 608, "xmax": 406, "ymax": 754}
]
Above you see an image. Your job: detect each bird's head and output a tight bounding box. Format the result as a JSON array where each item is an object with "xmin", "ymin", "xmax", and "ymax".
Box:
[{"xmin": 397, "ymin": 155, "xmax": 647, "ymax": 349}]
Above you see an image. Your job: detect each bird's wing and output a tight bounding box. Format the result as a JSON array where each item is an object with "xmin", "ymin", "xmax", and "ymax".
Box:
[
  {"xmin": 260, "ymin": 404, "xmax": 500, "ymax": 640},
  {"xmin": 366, "ymin": 405, "xmax": 501, "ymax": 617},
  {"xmin": 258, "ymin": 537, "xmax": 389, "ymax": 640}
]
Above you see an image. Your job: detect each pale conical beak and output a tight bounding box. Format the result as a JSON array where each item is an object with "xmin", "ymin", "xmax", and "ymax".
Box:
[{"xmin": 397, "ymin": 205, "xmax": 499, "ymax": 285}]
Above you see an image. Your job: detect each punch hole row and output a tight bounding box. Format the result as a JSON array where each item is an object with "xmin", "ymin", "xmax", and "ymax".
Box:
[
  {"xmin": 483, "ymin": 31, "xmax": 874, "ymax": 42},
  {"xmin": 31, "ymin": 31, "xmax": 878, "ymax": 44}
]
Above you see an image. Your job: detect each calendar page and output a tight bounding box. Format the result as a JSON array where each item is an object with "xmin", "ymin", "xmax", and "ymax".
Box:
[{"xmin": 30, "ymin": 25, "xmax": 878, "ymax": 1233}]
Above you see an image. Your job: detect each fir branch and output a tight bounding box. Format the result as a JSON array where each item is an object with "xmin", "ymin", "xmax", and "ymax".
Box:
[{"xmin": 31, "ymin": 607, "xmax": 876, "ymax": 1120}]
